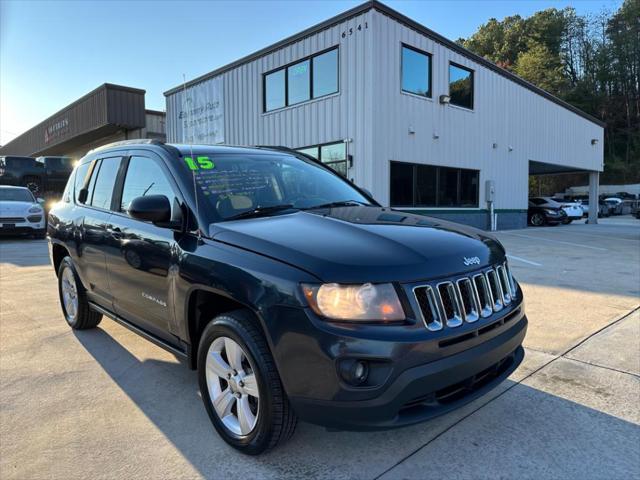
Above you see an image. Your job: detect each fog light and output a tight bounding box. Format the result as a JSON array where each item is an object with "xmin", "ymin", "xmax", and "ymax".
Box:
[
  {"xmin": 339, "ymin": 359, "xmax": 369, "ymax": 386},
  {"xmin": 27, "ymin": 215, "xmax": 42, "ymax": 223}
]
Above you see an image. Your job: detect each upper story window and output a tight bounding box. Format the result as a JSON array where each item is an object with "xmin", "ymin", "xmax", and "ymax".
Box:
[
  {"xmin": 264, "ymin": 69, "xmax": 285, "ymax": 111},
  {"xmin": 449, "ymin": 63, "xmax": 474, "ymax": 109},
  {"xmin": 287, "ymin": 60, "xmax": 310, "ymax": 104},
  {"xmin": 401, "ymin": 45, "xmax": 432, "ymax": 97},
  {"xmin": 263, "ymin": 47, "xmax": 338, "ymax": 112}
]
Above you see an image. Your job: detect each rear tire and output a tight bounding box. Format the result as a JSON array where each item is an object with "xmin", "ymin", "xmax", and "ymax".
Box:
[
  {"xmin": 57, "ymin": 257, "xmax": 102, "ymax": 329},
  {"xmin": 530, "ymin": 213, "xmax": 545, "ymax": 226},
  {"xmin": 197, "ymin": 310, "xmax": 297, "ymax": 454}
]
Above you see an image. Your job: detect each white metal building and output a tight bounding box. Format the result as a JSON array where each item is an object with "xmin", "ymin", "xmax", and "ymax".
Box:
[{"xmin": 165, "ymin": 0, "xmax": 605, "ymax": 229}]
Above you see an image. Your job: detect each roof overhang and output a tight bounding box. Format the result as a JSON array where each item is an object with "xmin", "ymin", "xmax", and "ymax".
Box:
[
  {"xmin": 0, "ymin": 84, "xmax": 147, "ymax": 157},
  {"xmin": 529, "ymin": 160, "xmax": 596, "ymax": 176}
]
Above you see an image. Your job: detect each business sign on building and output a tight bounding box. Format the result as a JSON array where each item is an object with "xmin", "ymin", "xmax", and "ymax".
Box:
[
  {"xmin": 166, "ymin": 77, "xmax": 224, "ymax": 144},
  {"xmin": 44, "ymin": 118, "xmax": 70, "ymax": 144}
]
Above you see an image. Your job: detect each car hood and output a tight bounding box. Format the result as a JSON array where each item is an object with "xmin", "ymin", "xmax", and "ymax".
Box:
[
  {"xmin": 210, "ymin": 206, "xmax": 506, "ymax": 283},
  {"xmin": 0, "ymin": 201, "xmax": 38, "ymax": 216}
]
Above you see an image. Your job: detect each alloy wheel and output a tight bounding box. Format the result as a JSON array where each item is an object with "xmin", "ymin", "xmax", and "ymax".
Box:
[
  {"xmin": 205, "ymin": 336, "xmax": 260, "ymax": 436},
  {"xmin": 61, "ymin": 267, "xmax": 79, "ymax": 321},
  {"xmin": 531, "ymin": 213, "xmax": 544, "ymax": 226}
]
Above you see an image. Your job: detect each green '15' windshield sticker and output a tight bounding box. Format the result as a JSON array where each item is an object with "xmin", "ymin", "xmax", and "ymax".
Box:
[{"xmin": 184, "ymin": 156, "xmax": 215, "ymax": 170}]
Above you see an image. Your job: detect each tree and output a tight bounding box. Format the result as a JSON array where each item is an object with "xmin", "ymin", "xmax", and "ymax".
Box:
[
  {"xmin": 459, "ymin": 1, "xmax": 640, "ymax": 184},
  {"xmin": 515, "ymin": 44, "xmax": 567, "ymax": 93}
]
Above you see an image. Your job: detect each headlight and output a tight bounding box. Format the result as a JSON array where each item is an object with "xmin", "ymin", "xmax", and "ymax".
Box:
[
  {"xmin": 28, "ymin": 206, "xmax": 43, "ymax": 213},
  {"xmin": 544, "ymin": 209, "xmax": 558, "ymax": 215},
  {"xmin": 302, "ymin": 283, "xmax": 405, "ymax": 322}
]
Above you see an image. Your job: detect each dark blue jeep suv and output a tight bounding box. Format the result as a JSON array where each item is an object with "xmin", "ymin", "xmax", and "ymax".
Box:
[{"xmin": 48, "ymin": 140, "xmax": 527, "ymax": 454}]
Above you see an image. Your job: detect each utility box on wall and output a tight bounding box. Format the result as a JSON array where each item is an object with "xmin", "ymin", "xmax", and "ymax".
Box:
[{"xmin": 485, "ymin": 180, "xmax": 495, "ymax": 203}]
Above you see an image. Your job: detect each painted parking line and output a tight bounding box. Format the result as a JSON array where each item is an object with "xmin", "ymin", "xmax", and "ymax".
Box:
[
  {"xmin": 501, "ymin": 232, "xmax": 608, "ymax": 251},
  {"xmin": 555, "ymin": 230, "xmax": 640, "ymax": 243},
  {"xmin": 506, "ymin": 254, "xmax": 543, "ymax": 267}
]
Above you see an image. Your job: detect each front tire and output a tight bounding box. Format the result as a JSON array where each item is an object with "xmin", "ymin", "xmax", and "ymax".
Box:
[
  {"xmin": 57, "ymin": 257, "xmax": 102, "ymax": 329},
  {"xmin": 197, "ymin": 310, "xmax": 297, "ymax": 454}
]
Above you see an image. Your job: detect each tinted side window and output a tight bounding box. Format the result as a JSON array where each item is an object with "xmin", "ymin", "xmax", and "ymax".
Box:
[
  {"xmin": 74, "ymin": 162, "xmax": 91, "ymax": 203},
  {"xmin": 416, "ymin": 165, "xmax": 437, "ymax": 206},
  {"xmin": 61, "ymin": 169, "xmax": 75, "ymax": 203},
  {"xmin": 120, "ymin": 156, "xmax": 175, "ymax": 214},
  {"xmin": 459, "ymin": 169, "xmax": 479, "ymax": 207},
  {"xmin": 90, "ymin": 157, "xmax": 121, "ymax": 210},
  {"xmin": 390, "ymin": 162, "xmax": 413, "ymax": 207}
]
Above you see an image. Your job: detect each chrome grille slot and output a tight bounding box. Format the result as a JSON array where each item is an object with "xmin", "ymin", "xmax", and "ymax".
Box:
[
  {"xmin": 473, "ymin": 274, "xmax": 494, "ymax": 318},
  {"xmin": 486, "ymin": 269, "xmax": 504, "ymax": 312},
  {"xmin": 457, "ymin": 278, "xmax": 479, "ymax": 323},
  {"xmin": 504, "ymin": 262, "xmax": 517, "ymax": 297},
  {"xmin": 496, "ymin": 265, "xmax": 512, "ymax": 305},
  {"xmin": 437, "ymin": 282, "xmax": 463, "ymax": 328},
  {"xmin": 414, "ymin": 286, "xmax": 443, "ymax": 331},
  {"xmin": 0, "ymin": 217, "xmax": 25, "ymax": 223},
  {"xmin": 414, "ymin": 263, "xmax": 517, "ymax": 333}
]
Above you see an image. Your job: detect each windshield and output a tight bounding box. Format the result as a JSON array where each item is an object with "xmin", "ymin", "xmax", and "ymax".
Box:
[
  {"xmin": 182, "ymin": 152, "xmax": 371, "ymax": 221},
  {"xmin": 0, "ymin": 188, "xmax": 35, "ymax": 202}
]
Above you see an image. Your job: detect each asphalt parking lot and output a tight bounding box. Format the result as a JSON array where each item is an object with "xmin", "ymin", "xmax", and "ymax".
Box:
[{"xmin": 1, "ymin": 217, "xmax": 639, "ymax": 480}]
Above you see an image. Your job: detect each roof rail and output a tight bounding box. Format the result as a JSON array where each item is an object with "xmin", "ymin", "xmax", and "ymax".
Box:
[
  {"xmin": 254, "ymin": 145, "xmax": 297, "ymax": 153},
  {"xmin": 254, "ymin": 145, "xmax": 322, "ymax": 164},
  {"xmin": 88, "ymin": 138, "xmax": 165, "ymax": 154}
]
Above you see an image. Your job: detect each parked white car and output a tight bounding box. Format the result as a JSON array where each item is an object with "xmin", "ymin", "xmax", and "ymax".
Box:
[
  {"xmin": 0, "ymin": 186, "xmax": 46, "ymax": 238},
  {"xmin": 531, "ymin": 197, "xmax": 582, "ymax": 223},
  {"xmin": 604, "ymin": 197, "xmax": 624, "ymax": 215}
]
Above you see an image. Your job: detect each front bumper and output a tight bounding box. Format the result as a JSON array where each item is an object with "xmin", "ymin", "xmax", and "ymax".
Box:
[
  {"xmin": 269, "ymin": 297, "xmax": 527, "ymax": 431},
  {"xmin": 544, "ymin": 214, "xmax": 564, "ymax": 224},
  {"xmin": 0, "ymin": 218, "xmax": 45, "ymax": 235},
  {"xmin": 290, "ymin": 317, "xmax": 526, "ymax": 430}
]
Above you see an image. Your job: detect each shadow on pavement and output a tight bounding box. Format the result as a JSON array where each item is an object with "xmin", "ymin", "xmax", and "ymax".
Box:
[
  {"xmin": 0, "ymin": 238, "xmax": 50, "ymax": 267},
  {"xmin": 73, "ymin": 327, "xmax": 640, "ymax": 480}
]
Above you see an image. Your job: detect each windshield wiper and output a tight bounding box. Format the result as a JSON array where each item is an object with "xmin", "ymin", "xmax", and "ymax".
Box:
[
  {"xmin": 304, "ymin": 200, "xmax": 369, "ymax": 210},
  {"xmin": 224, "ymin": 204, "xmax": 296, "ymax": 221}
]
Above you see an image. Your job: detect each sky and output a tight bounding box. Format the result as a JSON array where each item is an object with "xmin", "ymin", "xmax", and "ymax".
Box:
[{"xmin": 0, "ymin": 0, "xmax": 622, "ymax": 146}]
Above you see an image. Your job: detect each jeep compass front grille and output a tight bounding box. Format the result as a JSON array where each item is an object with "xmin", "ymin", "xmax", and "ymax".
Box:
[{"xmin": 413, "ymin": 262, "xmax": 516, "ymax": 332}]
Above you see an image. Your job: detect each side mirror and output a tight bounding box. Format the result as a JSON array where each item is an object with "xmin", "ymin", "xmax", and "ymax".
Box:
[
  {"xmin": 128, "ymin": 195, "xmax": 172, "ymax": 225},
  {"xmin": 37, "ymin": 197, "xmax": 45, "ymax": 205}
]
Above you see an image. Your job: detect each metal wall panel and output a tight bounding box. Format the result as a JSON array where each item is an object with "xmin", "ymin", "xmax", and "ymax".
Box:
[
  {"xmin": 165, "ymin": 7, "xmax": 604, "ymax": 213},
  {"xmin": 369, "ymin": 10, "xmax": 604, "ymax": 210},
  {"xmin": 144, "ymin": 111, "xmax": 167, "ymax": 135},
  {"xmin": 166, "ymin": 11, "xmax": 375, "ymax": 184}
]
